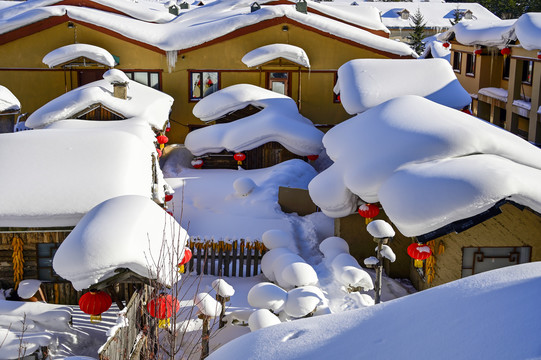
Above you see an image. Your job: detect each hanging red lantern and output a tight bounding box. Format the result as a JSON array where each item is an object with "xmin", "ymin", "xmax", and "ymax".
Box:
[
  {"xmin": 500, "ymin": 47, "xmax": 511, "ymax": 56},
  {"xmin": 79, "ymin": 290, "xmax": 112, "ymax": 323},
  {"xmin": 147, "ymin": 293, "xmax": 180, "ymax": 328},
  {"xmin": 233, "ymin": 152, "xmax": 246, "ymax": 165},
  {"xmin": 156, "ymin": 148, "xmax": 162, "ymax": 158},
  {"xmin": 358, "ymin": 203, "xmax": 380, "ymax": 224},
  {"xmin": 307, "ymin": 155, "xmax": 319, "ymax": 161},
  {"xmin": 165, "ymin": 194, "xmax": 173, "ymax": 202},
  {"xmin": 156, "ymin": 135, "xmax": 169, "ymax": 145},
  {"xmin": 407, "ymin": 243, "xmax": 432, "ymax": 268},
  {"xmin": 166, "ymin": 126, "xmax": 170, "ymax": 132},
  {"xmin": 442, "ymin": 42, "xmax": 450, "ymax": 48},
  {"xmin": 474, "ymin": 48, "xmax": 483, "ymax": 55},
  {"xmin": 191, "ymin": 159, "xmax": 203, "ymax": 169},
  {"xmin": 177, "ymin": 248, "xmax": 193, "ymax": 273}
]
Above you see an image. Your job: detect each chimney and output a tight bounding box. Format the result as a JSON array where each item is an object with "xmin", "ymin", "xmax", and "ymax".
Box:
[{"xmin": 113, "ymin": 81, "xmax": 128, "ymax": 100}]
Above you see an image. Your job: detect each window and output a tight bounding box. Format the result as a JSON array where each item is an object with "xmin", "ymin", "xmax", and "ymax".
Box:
[
  {"xmin": 462, "ymin": 246, "xmax": 531, "ymax": 277},
  {"xmin": 190, "ymin": 71, "xmax": 219, "ymax": 100},
  {"xmin": 124, "ymin": 71, "xmax": 161, "ymax": 90},
  {"xmin": 465, "ymin": 53, "xmax": 476, "ymax": 76},
  {"xmin": 333, "ymin": 73, "xmax": 340, "ymax": 103},
  {"xmin": 502, "ymin": 56, "xmax": 510, "ymax": 79},
  {"xmin": 521, "ymin": 60, "xmax": 533, "ymax": 84},
  {"xmin": 37, "ymin": 243, "xmax": 64, "ymax": 281},
  {"xmin": 268, "ymin": 72, "xmax": 289, "ymax": 95},
  {"xmin": 452, "ymin": 52, "xmax": 462, "ymax": 73}
]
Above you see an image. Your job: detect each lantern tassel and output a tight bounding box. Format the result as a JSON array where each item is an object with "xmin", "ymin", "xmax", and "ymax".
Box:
[
  {"xmin": 365, "ymin": 217, "xmax": 372, "ymax": 225},
  {"xmin": 237, "ymin": 160, "xmax": 242, "ymax": 165},
  {"xmin": 414, "ymin": 259, "xmax": 424, "ymax": 268},
  {"xmin": 90, "ymin": 315, "xmax": 102, "ymax": 323},
  {"xmin": 159, "ymin": 318, "xmax": 170, "ymax": 329},
  {"xmin": 178, "ymin": 264, "xmax": 185, "ymax": 273}
]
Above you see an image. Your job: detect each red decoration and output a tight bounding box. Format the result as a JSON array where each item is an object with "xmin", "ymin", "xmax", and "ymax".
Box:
[
  {"xmin": 442, "ymin": 42, "xmax": 450, "ymax": 48},
  {"xmin": 474, "ymin": 49, "xmax": 483, "ymax": 55},
  {"xmin": 538, "ymin": 51, "xmax": 541, "ymax": 60},
  {"xmin": 191, "ymin": 159, "xmax": 203, "ymax": 169},
  {"xmin": 156, "ymin": 135, "xmax": 169, "ymax": 145},
  {"xmin": 179, "ymin": 248, "xmax": 192, "ymax": 266},
  {"xmin": 79, "ymin": 291, "xmax": 112, "ymax": 322},
  {"xmin": 461, "ymin": 108, "xmax": 472, "ymax": 115},
  {"xmin": 156, "ymin": 148, "xmax": 162, "ymax": 158},
  {"xmin": 166, "ymin": 210, "xmax": 174, "ymax": 217},
  {"xmin": 165, "ymin": 194, "xmax": 173, "ymax": 202},
  {"xmin": 166, "ymin": 127, "xmax": 170, "ymax": 132},
  {"xmin": 234, "ymin": 152, "xmax": 246, "ymax": 164},
  {"xmin": 500, "ymin": 47, "xmax": 511, "ymax": 55},
  {"xmin": 358, "ymin": 203, "xmax": 379, "ymax": 219},
  {"xmin": 407, "ymin": 243, "xmax": 432, "ymax": 263},
  {"xmin": 147, "ymin": 293, "xmax": 180, "ymax": 320},
  {"xmin": 307, "ymin": 155, "xmax": 319, "ymax": 161}
]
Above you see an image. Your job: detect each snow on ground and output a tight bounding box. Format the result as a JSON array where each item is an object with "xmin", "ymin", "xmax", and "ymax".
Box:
[
  {"xmin": 334, "ymin": 58, "xmax": 471, "ymax": 115},
  {"xmin": 0, "ymin": 84, "xmax": 20, "ymax": 112},
  {"xmin": 208, "ymin": 262, "xmax": 541, "ymax": 360},
  {"xmin": 308, "ymin": 95, "xmax": 541, "ymax": 236}
]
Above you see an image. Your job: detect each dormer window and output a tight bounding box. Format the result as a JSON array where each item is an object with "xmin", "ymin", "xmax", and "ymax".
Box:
[
  {"xmin": 463, "ymin": 10, "xmax": 473, "ymax": 20},
  {"xmin": 398, "ymin": 9, "xmax": 410, "ymax": 20}
]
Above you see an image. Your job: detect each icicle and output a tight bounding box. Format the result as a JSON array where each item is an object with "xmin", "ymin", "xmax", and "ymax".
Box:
[{"xmin": 166, "ymin": 50, "xmax": 178, "ymax": 73}]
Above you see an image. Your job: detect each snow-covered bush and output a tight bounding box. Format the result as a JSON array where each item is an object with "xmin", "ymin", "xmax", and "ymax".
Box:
[
  {"xmin": 212, "ymin": 279, "xmax": 235, "ymax": 298},
  {"xmin": 280, "ymin": 262, "xmax": 318, "ymax": 288},
  {"xmin": 284, "ymin": 286, "xmax": 325, "ymax": 318},
  {"xmin": 331, "ymin": 253, "xmax": 373, "ymax": 291},
  {"xmin": 247, "ymin": 282, "xmax": 287, "ymax": 313},
  {"xmin": 318, "ymin": 236, "xmax": 349, "ymax": 260},
  {"xmin": 233, "ymin": 177, "xmax": 257, "ymax": 196},
  {"xmin": 194, "ymin": 293, "xmax": 222, "ymax": 318},
  {"xmin": 248, "ymin": 309, "xmax": 281, "ymax": 332},
  {"xmin": 260, "ymin": 247, "xmax": 292, "ymax": 281},
  {"xmin": 261, "ymin": 229, "xmax": 296, "ymax": 250}
]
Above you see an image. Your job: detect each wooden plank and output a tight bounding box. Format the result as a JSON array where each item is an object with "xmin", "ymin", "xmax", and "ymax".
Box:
[
  {"xmin": 224, "ymin": 245, "xmax": 230, "ymax": 277},
  {"xmin": 246, "ymin": 243, "xmax": 252, "ymax": 277},
  {"xmin": 239, "ymin": 240, "xmax": 245, "ymax": 277},
  {"xmin": 217, "ymin": 243, "xmax": 223, "ymax": 276},
  {"xmin": 231, "ymin": 241, "xmax": 237, "ymax": 277},
  {"xmin": 210, "ymin": 244, "xmax": 216, "ymax": 276}
]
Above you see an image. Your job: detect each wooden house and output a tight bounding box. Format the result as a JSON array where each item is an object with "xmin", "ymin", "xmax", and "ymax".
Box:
[
  {"xmin": 0, "ymin": 0, "xmax": 416, "ymax": 145},
  {"xmin": 439, "ymin": 13, "xmax": 541, "ymax": 145}
]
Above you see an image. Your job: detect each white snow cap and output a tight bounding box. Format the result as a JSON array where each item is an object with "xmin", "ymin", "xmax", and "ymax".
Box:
[
  {"xmin": 284, "ymin": 286, "xmax": 324, "ymax": 318},
  {"xmin": 366, "ymin": 220, "xmax": 395, "ymax": 238},
  {"xmin": 212, "ymin": 279, "xmax": 235, "ymax": 298},
  {"xmin": 194, "ymin": 293, "xmax": 223, "ymax": 317},
  {"xmin": 0, "ymin": 85, "xmax": 20, "ymax": 112},
  {"xmin": 334, "ymin": 58, "xmax": 471, "ymax": 115},
  {"xmin": 309, "ymin": 95, "xmax": 541, "ymax": 237},
  {"xmin": 248, "ymin": 309, "xmax": 281, "ymax": 332},
  {"xmin": 261, "ymin": 229, "xmax": 296, "ymax": 250},
  {"xmin": 53, "ymin": 195, "xmax": 189, "ymax": 290},
  {"xmin": 186, "ymin": 84, "xmax": 324, "ymax": 156},
  {"xmin": 42, "ymin": 43, "xmax": 115, "ymax": 68},
  {"xmin": 330, "ymin": 253, "xmax": 374, "ymax": 290},
  {"xmin": 233, "ymin": 177, "xmax": 257, "ymax": 197},
  {"xmin": 319, "ymin": 236, "xmax": 350, "ymax": 260},
  {"xmin": 379, "ymin": 245, "xmax": 396, "ymax": 262},
  {"xmin": 17, "ymin": 279, "xmax": 42, "ymax": 299},
  {"xmin": 247, "ymin": 282, "xmax": 288, "ymax": 313},
  {"xmin": 242, "ymin": 43, "xmax": 310, "ymax": 68},
  {"xmin": 273, "ymin": 253, "xmax": 318, "ymax": 289},
  {"xmin": 261, "ymin": 248, "xmax": 294, "ymax": 282},
  {"xmin": 438, "ymin": 19, "xmax": 516, "ymax": 48},
  {"xmin": 103, "ymin": 68, "xmax": 130, "ymax": 84},
  {"xmin": 509, "ymin": 13, "xmax": 541, "ymax": 51}
]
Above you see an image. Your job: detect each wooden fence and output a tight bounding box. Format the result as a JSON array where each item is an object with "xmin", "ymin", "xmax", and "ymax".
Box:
[{"xmin": 185, "ymin": 239, "xmax": 267, "ymax": 277}]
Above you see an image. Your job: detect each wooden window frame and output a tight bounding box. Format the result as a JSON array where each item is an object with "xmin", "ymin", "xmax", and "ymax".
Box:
[
  {"xmin": 266, "ymin": 71, "xmax": 292, "ymax": 96},
  {"xmin": 452, "ymin": 51, "xmax": 462, "ymax": 73},
  {"xmin": 36, "ymin": 243, "xmax": 63, "ymax": 282},
  {"xmin": 521, "ymin": 60, "xmax": 533, "ymax": 85},
  {"xmin": 502, "ymin": 56, "xmax": 511, "ymax": 80},
  {"xmin": 124, "ymin": 70, "xmax": 162, "ymax": 90},
  {"xmin": 189, "ymin": 70, "xmax": 220, "ymax": 102},
  {"xmin": 333, "ymin": 72, "xmax": 341, "ymax": 103},
  {"xmin": 465, "ymin": 53, "xmax": 476, "ymax": 77}
]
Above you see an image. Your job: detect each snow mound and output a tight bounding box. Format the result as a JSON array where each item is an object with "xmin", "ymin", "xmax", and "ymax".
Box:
[
  {"xmin": 330, "ymin": 253, "xmax": 373, "ymax": 290},
  {"xmin": 17, "ymin": 279, "xmax": 42, "ymax": 299},
  {"xmin": 366, "ymin": 220, "xmax": 395, "ymax": 238},
  {"xmin": 194, "ymin": 293, "xmax": 222, "ymax": 317},
  {"xmin": 42, "ymin": 43, "xmax": 115, "ymax": 68},
  {"xmin": 318, "ymin": 236, "xmax": 349, "ymax": 261},
  {"xmin": 233, "ymin": 177, "xmax": 257, "ymax": 197},
  {"xmin": 283, "ymin": 286, "xmax": 324, "ymax": 318},
  {"xmin": 261, "ymin": 229, "xmax": 296, "ymax": 251},
  {"xmin": 103, "ymin": 68, "xmax": 130, "ymax": 84},
  {"xmin": 247, "ymin": 282, "xmax": 287, "ymax": 313},
  {"xmin": 242, "ymin": 43, "xmax": 310, "ymax": 68},
  {"xmin": 212, "ymin": 279, "xmax": 235, "ymax": 298},
  {"xmin": 0, "ymin": 85, "xmax": 20, "ymax": 112},
  {"xmin": 248, "ymin": 309, "xmax": 281, "ymax": 332},
  {"xmin": 53, "ymin": 195, "xmax": 188, "ymax": 290},
  {"xmin": 261, "ymin": 248, "xmax": 294, "ymax": 282}
]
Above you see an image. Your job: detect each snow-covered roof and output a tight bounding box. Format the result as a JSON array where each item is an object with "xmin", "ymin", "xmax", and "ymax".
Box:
[
  {"xmin": 419, "ymin": 37, "xmax": 451, "ymax": 62},
  {"xmin": 242, "ymin": 43, "xmax": 310, "ymax": 68},
  {"xmin": 186, "ymin": 84, "xmax": 324, "ymax": 156},
  {"xmin": 208, "ymin": 262, "xmax": 541, "ymax": 360},
  {"xmin": 53, "ymin": 195, "xmax": 188, "ymax": 290},
  {"xmin": 507, "ymin": 13, "xmax": 541, "ymax": 51},
  {"xmin": 42, "ymin": 43, "xmax": 116, "ymax": 68},
  {"xmin": 25, "ymin": 70, "xmax": 173, "ymax": 130},
  {"xmin": 308, "ymin": 95, "xmax": 541, "ymax": 237},
  {"xmin": 0, "ymin": 84, "xmax": 20, "ymax": 112},
  {"xmin": 0, "ymin": 0, "xmax": 416, "ymax": 58},
  {"xmin": 330, "ymin": 1, "xmax": 500, "ymax": 30},
  {"xmin": 0, "ymin": 126, "xmax": 157, "ymax": 227},
  {"xmin": 334, "ymin": 58, "xmax": 471, "ymax": 115}
]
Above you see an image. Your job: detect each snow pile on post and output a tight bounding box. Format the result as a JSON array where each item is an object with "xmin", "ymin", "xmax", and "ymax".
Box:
[
  {"xmin": 0, "ymin": 85, "xmax": 20, "ymax": 112},
  {"xmin": 42, "ymin": 43, "xmax": 116, "ymax": 68},
  {"xmin": 212, "ymin": 279, "xmax": 235, "ymax": 298},
  {"xmin": 194, "ymin": 293, "xmax": 222, "ymax": 318},
  {"xmin": 53, "ymin": 195, "xmax": 189, "ymax": 290},
  {"xmin": 186, "ymin": 84, "xmax": 324, "ymax": 156},
  {"xmin": 242, "ymin": 44, "xmax": 310, "ymax": 68},
  {"xmin": 309, "ymin": 95, "xmax": 541, "ymax": 237},
  {"xmin": 334, "ymin": 58, "xmax": 471, "ymax": 115}
]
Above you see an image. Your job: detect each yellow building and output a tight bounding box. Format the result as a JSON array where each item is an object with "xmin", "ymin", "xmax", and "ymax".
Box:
[
  {"xmin": 0, "ymin": 0, "xmax": 416, "ymax": 143},
  {"xmin": 439, "ymin": 13, "xmax": 541, "ymax": 144}
]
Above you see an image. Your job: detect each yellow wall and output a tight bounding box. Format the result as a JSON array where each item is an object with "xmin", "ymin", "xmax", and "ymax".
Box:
[{"xmin": 0, "ymin": 20, "xmax": 397, "ymax": 142}]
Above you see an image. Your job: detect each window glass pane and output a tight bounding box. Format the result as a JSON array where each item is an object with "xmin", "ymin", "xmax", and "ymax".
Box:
[
  {"xmin": 462, "ymin": 246, "xmax": 531, "ymax": 278},
  {"xmin": 202, "ymin": 72, "xmax": 218, "ymax": 97},
  {"xmin": 270, "ymin": 72, "xmax": 288, "ymax": 79},
  {"xmin": 125, "ymin": 72, "xmax": 134, "ymax": 80},
  {"xmin": 502, "ymin": 57, "xmax": 510, "ymax": 79},
  {"xmin": 150, "ymin": 73, "xmax": 160, "ymax": 89},
  {"xmin": 452, "ymin": 52, "xmax": 461, "ymax": 72},
  {"xmin": 134, "ymin": 72, "xmax": 149, "ymax": 86},
  {"xmin": 271, "ymin": 81, "xmax": 286, "ymax": 94},
  {"xmin": 522, "ymin": 61, "xmax": 533, "ymax": 83}
]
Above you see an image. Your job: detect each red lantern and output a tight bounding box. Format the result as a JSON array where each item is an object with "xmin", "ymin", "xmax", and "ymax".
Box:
[
  {"xmin": 164, "ymin": 194, "xmax": 173, "ymax": 202},
  {"xmin": 191, "ymin": 159, "xmax": 203, "ymax": 169},
  {"xmin": 156, "ymin": 148, "xmax": 162, "ymax": 158},
  {"xmin": 166, "ymin": 210, "xmax": 174, "ymax": 217},
  {"xmin": 177, "ymin": 248, "xmax": 193, "ymax": 273},
  {"xmin": 79, "ymin": 290, "xmax": 112, "ymax": 323},
  {"xmin": 407, "ymin": 243, "xmax": 432, "ymax": 268},
  {"xmin": 166, "ymin": 126, "xmax": 170, "ymax": 132},
  {"xmin": 156, "ymin": 135, "xmax": 169, "ymax": 145},
  {"xmin": 307, "ymin": 155, "xmax": 319, "ymax": 161},
  {"xmin": 147, "ymin": 293, "xmax": 180, "ymax": 328},
  {"xmin": 537, "ymin": 51, "xmax": 541, "ymax": 60},
  {"xmin": 233, "ymin": 152, "xmax": 246, "ymax": 165},
  {"xmin": 500, "ymin": 47, "xmax": 510, "ymax": 56},
  {"xmin": 442, "ymin": 42, "xmax": 450, "ymax": 48},
  {"xmin": 474, "ymin": 48, "xmax": 482, "ymax": 55},
  {"xmin": 358, "ymin": 203, "xmax": 380, "ymax": 224}
]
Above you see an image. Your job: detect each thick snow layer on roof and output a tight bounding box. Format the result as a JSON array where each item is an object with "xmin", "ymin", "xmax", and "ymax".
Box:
[
  {"xmin": 42, "ymin": 43, "xmax": 115, "ymax": 68},
  {"xmin": 0, "ymin": 84, "xmax": 20, "ymax": 112},
  {"xmin": 26, "ymin": 73, "xmax": 173, "ymax": 130},
  {"xmin": 419, "ymin": 39, "xmax": 451, "ymax": 61},
  {"xmin": 511, "ymin": 13, "xmax": 541, "ymax": 51},
  {"xmin": 186, "ymin": 85, "xmax": 323, "ymax": 156},
  {"xmin": 308, "ymin": 95, "xmax": 541, "ymax": 236},
  {"xmin": 334, "ymin": 59, "xmax": 471, "ymax": 115},
  {"xmin": 208, "ymin": 262, "xmax": 541, "ymax": 360},
  {"xmin": 0, "ymin": 127, "xmax": 154, "ymax": 227},
  {"xmin": 242, "ymin": 43, "xmax": 310, "ymax": 68},
  {"xmin": 53, "ymin": 195, "xmax": 188, "ymax": 290},
  {"xmin": 438, "ymin": 19, "xmax": 516, "ymax": 47},
  {"xmin": 0, "ymin": 0, "xmax": 416, "ymax": 57}
]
